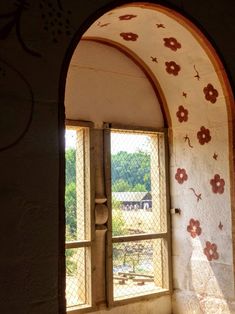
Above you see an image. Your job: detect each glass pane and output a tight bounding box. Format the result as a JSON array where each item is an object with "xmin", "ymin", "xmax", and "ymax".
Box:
[
  {"xmin": 65, "ymin": 127, "xmax": 90, "ymax": 241},
  {"xmin": 113, "ymin": 239, "xmax": 168, "ymax": 300},
  {"xmin": 111, "ymin": 130, "xmax": 166, "ymax": 236},
  {"xmin": 66, "ymin": 247, "xmax": 91, "ymax": 307}
]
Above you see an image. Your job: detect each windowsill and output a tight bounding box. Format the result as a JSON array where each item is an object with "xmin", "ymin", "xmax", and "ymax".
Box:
[{"xmin": 66, "ymin": 289, "xmax": 170, "ymax": 313}]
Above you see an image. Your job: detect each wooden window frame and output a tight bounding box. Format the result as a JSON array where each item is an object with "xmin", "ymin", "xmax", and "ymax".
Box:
[
  {"xmin": 65, "ymin": 119, "xmax": 95, "ymax": 313},
  {"xmin": 104, "ymin": 122, "xmax": 172, "ymax": 307},
  {"xmin": 65, "ymin": 120, "xmax": 172, "ymax": 312}
]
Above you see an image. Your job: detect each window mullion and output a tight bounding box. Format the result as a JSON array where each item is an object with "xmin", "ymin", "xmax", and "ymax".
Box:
[
  {"xmin": 112, "ymin": 233, "xmax": 168, "ymax": 243},
  {"xmin": 65, "ymin": 240, "xmax": 91, "ymax": 249}
]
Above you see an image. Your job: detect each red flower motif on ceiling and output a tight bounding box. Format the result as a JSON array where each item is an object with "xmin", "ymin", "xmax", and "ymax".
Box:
[
  {"xmin": 187, "ymin": 219, "xmax": 202, "ymax": 238},
  {"xmin": 203, "ymin": 83, "xmax": 219, "ymax": 103},
  {"xmin": 119, "ymin": 14, "xmax": 137, "ymax": 20},
  {"xmin": 204, "ymin": 241, "xmax": 219, "ymax": 261},
  {"xmin": 176, "ymin": 105, "xmax": 188, "ymax": 123},
  {"xmin": 165, "ymin": 61, "xmax": 181, "ymax": 76},
  {"xmin": 163, "ymin": 37, "xmax": 181, "ymax": 51},
  {"xmin": 210, "ymin": 174, "xmax": 225, "ymax": 194},
  {"xmin": 175, "ymin": 168, "xmax": 188, "ymax": 184},
  {"xmin": 197, "ymin": 126, "xmax": 211, "ymax": 145},
  {"xmin": 120, "ymin": 32, "xmax": 138, "ymax": 41}
]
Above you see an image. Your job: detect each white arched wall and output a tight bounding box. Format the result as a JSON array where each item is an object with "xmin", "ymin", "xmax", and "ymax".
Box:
[
  {"xmin": 65, "ymin": 3, "xmax": 234, "ymax": 314},
  {"xmin": 65, "ymin": 40, "xmax": 164, "ymax": 129},
  {"xmin": 65, "ymin": 39, "xmax": 171, "ymax": 314}
]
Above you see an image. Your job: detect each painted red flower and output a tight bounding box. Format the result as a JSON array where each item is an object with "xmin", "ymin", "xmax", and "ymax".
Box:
[
  {"xmin": 176, "ymin": 105, "xmax": 188, "ymax": 122},
  {"xmin": 163, "ymin": 37, "xmax": 181, "ymax": 51},
  {"xmin": 175, "ymin": 168, "xmax": 188, "ymax": 184},
  {"xmin": 210, "ymin": 174, "xmax": 225, "ymax": 194},
  {"xmin": 187, "ymin": 219, "xmax": 202, "ymax": 238},
  {"xmin": 203, "ymin": 83, "xmax": 219, "ymax": 103},
  {"xmin": 165, "ymin": 61, "xmax": 181, "ymax": 76},
  {"xmin": 120, "ymin": 32, "xmax": 138, "ymax": 41},
  {"xmin": 204, "ymin": 241, "xmax": 219, "ymax": 261},
  {"xmin": 119, "ymin": 14, "xmax": 137, "ymax": 20},
  {"xmin": 197, "ymin": 126, "xmax": 211, "ymax": 145}
]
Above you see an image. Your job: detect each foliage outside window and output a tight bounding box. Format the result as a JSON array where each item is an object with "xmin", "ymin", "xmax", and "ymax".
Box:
[{"xmin": 65, "ymin": 123, "xmax": 170, "ymax": 311}]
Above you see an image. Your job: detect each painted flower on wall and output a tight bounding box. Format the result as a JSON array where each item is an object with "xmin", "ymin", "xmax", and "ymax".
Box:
[
  {"xmin": 165, "ymin": 61, "xmax": 181, "ymax": 76},
  {"xmin": 187, "ymin": 219, "xmax": 202, "ymax": 238},
  {"xmin": 120, "ymin": 32, "xmax": 138, "ymax": 41},
  {"xmin": 176, "ymin": 105, "xmax": 188, "ymax": 122},
  {"xmin": 175, "ymin": 168, "xmax": 188, "ymax": 184},
  {"xmin": 210, "ymin": 174, "xmax": 225, "ymax": 194},
  {"xmin": 204, "ymin": 241, "xmax": 219, "ymax": 261},
  {"xmin": 163, "ymin": 37, "xmax": 181, "ymax": 51},
  {"xmin": 119, "ymin": 14, "xmax": 137, "ymax": 20},
  {"xmin": 203, "ymin": 83, "xmax": 219, "ymax": 103},
  {"xmin": 197, "ymin": 126, "xmax": 211, "ymax": 145}
]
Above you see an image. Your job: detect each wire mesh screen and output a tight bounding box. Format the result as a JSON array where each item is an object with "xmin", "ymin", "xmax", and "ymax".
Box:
[
  {"xmin": 65, "ymin": 127, "xmax": 91, "ymax": 308},
  {"xmin": 66, "ymin": 247, "xmax": 91, "ymax": 307},
  {"xmin": 113, "ymin": 239, "xmax": 168, "ymax": 300},
  {"xmin": 110, "ymin": 129, "xmax": 168, "ymax": 300},
  {"xmin": 111, "ymin": 130, "xmax": 167, "ymax": 236},
  {"xmin": 65, "ymin": 127, "xmax": 90, "ymax": 242}
]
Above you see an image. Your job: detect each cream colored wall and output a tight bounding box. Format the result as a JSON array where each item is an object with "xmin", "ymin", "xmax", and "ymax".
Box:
[{"xmin": 65, "ymin": 40, "xmax": 164, "ymax": 129}]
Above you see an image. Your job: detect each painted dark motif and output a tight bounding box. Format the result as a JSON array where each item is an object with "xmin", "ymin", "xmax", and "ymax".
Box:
[
  {"xmin": 203, "ymin": 83, "xmax": 219, "ymax": 103},
  {"xmin": 204, "ymin": 241, "xmax": 219, "ymax": 261},
  {"xmin": 175, "ymin": 168, "xmax": 188, "ymax": 184},
  {"xmin": 165, "ymin": 61, "xmax": 181, "ymax": 76},
  {"xmin": 218, "ymin": 221, "xmax": 223, "ymax": 230},
  {"xmin": 210, "ymin": 174, "xmax": 225, "ymax": 194},
  {"xmin": 40, "ymin": 0, "xmax": 73, "ymax": 43},
  {"xmin": 120, "ymin": 32, "xmax": 138, "ymax": 41},
  {"xmin": 97, "ymin": 21, "xmax": 110, "ymax": 27},
  {"xmin": 119, "ymin": 14, "xmax": 137, "ymax": 20},
  {"xmin": 213, "ymin": 153, "xmax": 218, "ymax": 160},
  {"xmin": 156, "ymin": 23, "xmax": 165, "ymax": 28},
  {"xmin": 163, "ymin": 37, "xmax": 181, "ymax": 51},
  {"xmin": 176, "ymin": 105, "xmax": 188, "ymax": 122},
  {"xmin": 151, "ymin": 56, "xmax": 158, "ymax": 63},
  {"xmin": 193, "ymin": 65, "xmax": 200, "ymax": 80},
  {"xmin": 0, "ymin": 0, "xmax": 41, "ymax": 57},
  {"xmin": 189, "ymin": 188, "xmax": 202, "ymax": 202},
  {"xmin": 187, "ymin": 219, "xmax": 202, "ymax": 238},
  {"xmin": 197, "ymin": 126, "xmax": 211, "ymax": 145},
  {"xmin": 0, "ymin": 58, "xmax": 34, "ymax": 152},
  {"xmin": 184, "ymin": 135, "xmax": 193, "ymax": 148},
  {"xmin": 182, "ymin": 92, "xmax": 187, "ymax": 98}
]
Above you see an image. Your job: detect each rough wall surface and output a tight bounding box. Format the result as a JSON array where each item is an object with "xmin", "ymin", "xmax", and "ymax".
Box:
[{"xmin": 0, "ymin": 1, "xmax": 234, "ymax": 314}]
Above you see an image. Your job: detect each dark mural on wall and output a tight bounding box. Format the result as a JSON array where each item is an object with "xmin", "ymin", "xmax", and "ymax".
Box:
[{"xmin": 0, "ymin": 58, "xmax": 34, "ymax": 152}]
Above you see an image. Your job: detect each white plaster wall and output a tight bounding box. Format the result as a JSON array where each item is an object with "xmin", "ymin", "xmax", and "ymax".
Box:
[{"xmin": 65, "ymin": 40, "xmax": 164, "ymax": 128}]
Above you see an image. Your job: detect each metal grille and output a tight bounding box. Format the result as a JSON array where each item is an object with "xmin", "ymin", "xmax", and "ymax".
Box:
[
  {"xmin": 65, "ymin": 126, "xmax": 91, "ymax": 308},
  {"xmin": 66, "ymin": 247, "xmax": 91, "ymax": 307},
  {"xmin": 113, "ymin": 239, "xmax": 168, "ymax": 300},
  {"xmin": 110, "ymin": 129, "xmax": 168, "ymax": 300},
  {"xmin": 111, "ymin": 130, "xmax": 166, "ymax": 236}
]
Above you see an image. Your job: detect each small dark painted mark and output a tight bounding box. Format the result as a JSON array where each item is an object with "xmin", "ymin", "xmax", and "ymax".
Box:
[
  {"xmin": 151, "ymin": 56, "xmax": 158, "ymax": 63},
  {"xmin": 218, "ymin": 221, "xmax": 223, "ymax": 230}
]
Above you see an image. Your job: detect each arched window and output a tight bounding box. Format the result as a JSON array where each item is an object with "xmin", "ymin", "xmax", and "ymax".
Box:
[{"xmin": 64, "ymin": 39, "xmax": 171, "ymax": 311}]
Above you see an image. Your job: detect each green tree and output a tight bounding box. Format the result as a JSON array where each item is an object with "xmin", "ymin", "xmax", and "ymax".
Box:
[
  {"xmin": 112, "ymin": 179, "xmax": 132, "ymax": 192},
  {"xmin": 111, "ymin": 151, "xmax": 151, "ymax": 191},
  {"xmin": 65, "ymin": 148, "xmax": 77, "ymax": 241}
]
